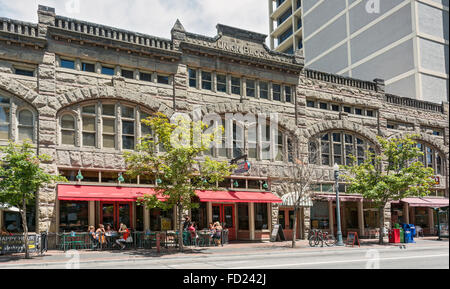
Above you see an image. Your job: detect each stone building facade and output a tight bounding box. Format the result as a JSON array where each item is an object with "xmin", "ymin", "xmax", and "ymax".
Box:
[{"xmin": 0, "ymin": 6, "xmax": 448, "ymax": 240}]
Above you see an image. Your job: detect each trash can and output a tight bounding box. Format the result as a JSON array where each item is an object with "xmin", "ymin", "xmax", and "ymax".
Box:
[
  {"xmin": 409, "ymin": 224, "xmax": 416, "ymax": 243},
  {"xmin": 389, "ymin": 229, "xmax": 401, "ymax": 243},
  {"xmin": 403, "ymin": 229, "xmax": 413, "ymax": 243}
]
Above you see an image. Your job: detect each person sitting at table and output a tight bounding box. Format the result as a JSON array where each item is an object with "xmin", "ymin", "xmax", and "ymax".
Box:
[
  {"xmin": 1, "ymin": 226, "xmax": 11, "ymax": 236},
  {"xmin": 208, "ymin": 222, "xmax": 215, "ymax": 236},
  {"xmin": 213, "ymin": 222, "xmax": 222, "ymax": 246},
  {"xmin": 88, "ymin": 226, "xmax": 99, "ymax": 248},
  {"xmin": 188, "ymin": 222, "xmax": 198, "ymax": 245},
  {"xmin": 115, "ymin": 223, "xmax": 130, "ymax": 250},
  {"xmin": 183, "ymin": 215, "xmax": 191, "ymax": 231},
  {"xmin": 96, "ymin": 224, "xmax": 107, "ymax": 245},
  {"xmin": 7, "ymin": 221, "xmax": 20, "ymax": 233}
]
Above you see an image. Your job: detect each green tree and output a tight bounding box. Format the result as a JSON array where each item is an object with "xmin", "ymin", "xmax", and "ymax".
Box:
[
  {"xmin": 340, "ymin": 135, "xmax": 435, "ymax": 244},
  {"xmin": 0, "ymin": 141, "xmax": 66, "ymax": 259},
  {"xmin": 124, "ymin": 113, "xmax": 235, "ymax": 251}
]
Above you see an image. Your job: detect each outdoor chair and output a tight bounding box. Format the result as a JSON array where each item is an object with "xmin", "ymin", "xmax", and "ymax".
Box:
[
  {"xmin": 415, "ymin": 226, "xmax": 424, "ymax": 238},
  {"xmin": 88, "ymin": 233, "xmax": 101, "ymax": 250}
]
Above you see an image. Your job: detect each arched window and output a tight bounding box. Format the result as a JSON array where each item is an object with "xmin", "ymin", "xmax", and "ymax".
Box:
[
  {"xmin": 18, "ymin": 109, "xmax": 34, "ymax": 142},
  {"xmin": 82, "ymin": 105, "xmax": 97, "ymax": 147},
  {"xmin": 417, "ymin": 142, "xmax": 444, "ymax": 175},
  {"xmin": 310, "ymin": 131, "xmax": 375, "ymax": 166},
  {"xmin": 61, "ymin": 101, "xmax": 154, "ymax": 151},
  {"xmin": 0, "ymin": 95, "xmax": 10, "ymax": 140},
  {"xmin": 61, "ymin": 114, "xmax": 76, "ymax": 146},
  {"xmin": 121, "ymin": 105, "xmax": 135, "ymax": 150}
]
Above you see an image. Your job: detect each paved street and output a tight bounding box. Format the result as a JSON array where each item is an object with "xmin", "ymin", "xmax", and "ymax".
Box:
[{"xmin": 1, "ymin": 239, "xmax": 448, "ymax": 269}]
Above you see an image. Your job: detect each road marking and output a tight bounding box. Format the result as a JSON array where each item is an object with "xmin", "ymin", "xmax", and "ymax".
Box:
[{"xmin": 235, "ymin": 254, "xmax": 450, "ymax": 269}]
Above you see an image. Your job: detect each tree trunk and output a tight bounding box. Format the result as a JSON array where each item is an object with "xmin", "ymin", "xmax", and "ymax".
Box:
[
  {"xmin": 21, "ymin": 198, "xmax": 30, "ymax": 259},
  {"xmin": 378, "ymin": 204, "xmax": 386, "ymax": 245},
  {"xmin": 291, "ymin": 207, "xmax": 298, "ymax": 248},
  {"xmin": 178, "ymin": 204, "xmax": 184, "ymax": 252}
]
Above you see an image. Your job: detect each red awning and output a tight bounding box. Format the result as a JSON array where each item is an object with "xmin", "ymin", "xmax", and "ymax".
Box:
[
  {"xmin": 314, "ymin": 194, "xmax": 363, "ymax": 202},
  {"xmin": 195, "ymin": 190, "xmax": 282, "ymax": 203},
  {"xmin": 58, "ymin": 184, "xmax": 164, "ymax": 202},
  {"xmin": 401, "ymin": 197, "xmax": 449, "ymax": 208}
]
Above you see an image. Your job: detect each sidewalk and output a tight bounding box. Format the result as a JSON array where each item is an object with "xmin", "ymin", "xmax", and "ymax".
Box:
[{"xmin": 1, "ymin": 237, "xmax": 447, "ymax": 268}]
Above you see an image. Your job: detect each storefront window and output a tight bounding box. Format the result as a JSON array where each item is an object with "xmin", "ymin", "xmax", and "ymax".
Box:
[
  {"xmin": 255, "ymin": 203, "xmax": 268, "ymax": 230},
  {"xmin": 364, "ymin": 203, "xmax": 379, "ymax": 229},
  {"xmin": 150, "ymin": 208, "xmax": 173, "ymax": 231},
  {"xmin": 279, "ymin": 210, "xmax": 286, "ymax": 229},
  {"xmin": 59, "ymin": 201, "xmax": 88, "ymax": 232},
  {"xmin": 135, "ymin": 205, "xmax": 144, "ymax": 231},
  {"xmin": 345, "ymin": 203, "xmax": 358, "ymax": 228},
  {"xmin": 415, "ymin": 208, "xmax": 429, "ymax": 228},
  {"xmin": 191, "ymin": 203, "xmax": 207, "ymax": 230},
  {"xmin": 311, "ymin": 201, "xmax": 329, "ymax": 229},
  {"xmin": 289, "ymin": 210, "xmax": 295, "ymax": 230},
  {"xmin": 3, "ymin": 200, "xmax": 36, "ymax": 233}
]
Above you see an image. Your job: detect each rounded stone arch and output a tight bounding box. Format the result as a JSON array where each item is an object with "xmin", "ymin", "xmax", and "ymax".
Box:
[
  {"xmin": 388, "ymin": 131, "xmax": 449, "ymax": 157},
  {"xmin": 54, "ymin": 85, "xmax": 175, "ymax": 118},
  {"xmin": 303, "ymin": 120, "xmax": 380, "ymax": 150},
  {"xmin": 0, "ymin": 77, "xmax": 41, "ymax": 110},
  {"xmin": 202, "ymin": 102, "xmax": 300, "ymax": 137}
]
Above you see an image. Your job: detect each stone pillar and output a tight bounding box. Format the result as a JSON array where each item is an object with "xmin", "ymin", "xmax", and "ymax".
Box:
[
  {"xmin": 89, "ymin": 201, "xmax": 95, "ymax": 227},
  {"xmin": 303, "ymin": 206, "xmax": 311, "ymax": 240},
  {"xmin": 428, "ymin": 208, "xmax": 434, "ymax": 235},
  {"xmin": 403, "ymin": 202, "xmax": 410, "ymax": 224},
  {"xmin": 173, "ymin": 64, "xmax": 188, "ymax": 110},
  {"xmin": 358, "ymin": 199, "xmax": 365, "ymax": 237},
  {"xmin": 0, "ymin": 209, "xmax": 3, "ymax": 229},
  {"xmin": 384, "ymin": 202, "xmax": 392, "ymax": 231},
  {"xmin": 341, "ymin": 202, "xmax": 346, "ymax": 232},
  {"xmin": 54, "ymin": 200, "xmax": 60, "ymax": 232},
  {"xmin": 37, "ymin": 5, "xmax": 55, "ymax": 37},
  {"xmin": 328, "ymin": 200, "xmax": 334, "ymax": 235},
  {"xmin": 36, "ymin": 51, "xmax": 59, "ymax": 233},
  {"xmin": 144, "ymin": 207, "xmax": 150, "ymax": 231},
  {"xmin": 271, "ymin": 203, "xmax": 279, "ymax": 228},
  {"xmin": 207, "ymin": 202, "xmax": 212, "ymax": 224},
  {"xmin": 249, "ymin": 203, "xmax": 255, "ymax": 240}
]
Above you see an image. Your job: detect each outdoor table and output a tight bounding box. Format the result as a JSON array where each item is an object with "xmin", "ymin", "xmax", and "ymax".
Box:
[
  {"xmin": 104, "ymin": 233, "xmax": 119, "ymax": 249},
  {"xmin": 197, "ymin": 231, "xmax": 213, "ymax": 247}
]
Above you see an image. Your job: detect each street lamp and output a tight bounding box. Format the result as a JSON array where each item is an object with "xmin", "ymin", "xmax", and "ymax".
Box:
[{"xmin": 334, "ymin": 163, "xmax": 344, "ymax": 246}]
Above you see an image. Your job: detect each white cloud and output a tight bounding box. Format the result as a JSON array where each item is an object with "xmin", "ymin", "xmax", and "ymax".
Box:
[{"xmin": 0, "ymin": 0, "xmax": 269, "ymax": 41}]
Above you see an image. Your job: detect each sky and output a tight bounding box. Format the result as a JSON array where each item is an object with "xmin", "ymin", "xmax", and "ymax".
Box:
[{"xmin": 0, "ymin": 0, "xmax": 270, "ymax": 41}]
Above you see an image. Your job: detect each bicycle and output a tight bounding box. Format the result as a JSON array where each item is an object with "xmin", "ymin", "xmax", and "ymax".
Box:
[{"xmin": 308, "ymin": 229, "xmax": 336, "ymax": 247}]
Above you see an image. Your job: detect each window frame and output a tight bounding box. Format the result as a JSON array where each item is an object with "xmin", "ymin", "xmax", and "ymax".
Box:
[
  {"xmin": 17, "ymin": 108, "xmax": 35, "ymax": 143},
  {"xmin": 60, "ymin": 113, "xmax": 77, "ymax": 146}
]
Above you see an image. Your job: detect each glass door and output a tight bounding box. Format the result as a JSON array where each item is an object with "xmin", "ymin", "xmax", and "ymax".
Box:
[
  {"xmin": 212, "ymin": 204, "xmax": 236, "ymax": 241},
  {"xmin": 118, "ymin": 202, "xmax": 131, "ymax": 229},
  {"xmin": 101, "ymin": 203, "xmax": 115, "ymax": 229},
  {"xmin": 100, "ymin": 202, "xmax": 133, "ymax": 230},
  {"xmin": 223, "ymin": 204, "xmax": 235, "ymax": 241}
]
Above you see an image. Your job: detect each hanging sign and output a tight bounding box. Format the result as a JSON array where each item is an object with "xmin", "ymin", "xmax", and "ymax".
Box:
[{"xmin": 234, "ymin": 161, "xmax": 251, "ymax": 174}]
